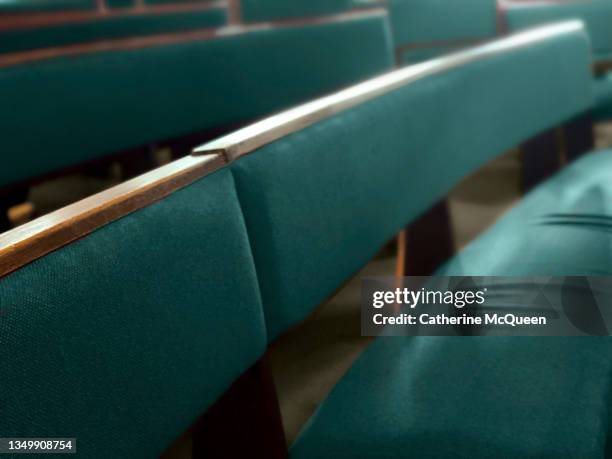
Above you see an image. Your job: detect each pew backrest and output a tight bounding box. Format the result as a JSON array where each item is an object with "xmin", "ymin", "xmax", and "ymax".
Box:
[
  {"xmin": 504, "ymin": 0, "xmax": 612, "ymax": 58},
  {"xmin": 0, "ymin": 0, "xmax": 96, "ymax": 14},
  {"xmin": 0, "ymin": 3, "xmax": 228, "ymax": 54},
  {"xmin": 388, "ymin": 0, "xmax": 499, "ymax": 63},
  {"xmin": 0, "ymin": 10, "xmax": 393, "ymax": 190},
  {"xmin": 240, "ymin": 0, "xmax": 354, "ymax": 22},
  {"xmin": 195, "ymin": 21, "xmax": 593, "ymax": 340},
  {"xmin": 0, "ymin": 153, "xmax": 268, "ymax": 457}
]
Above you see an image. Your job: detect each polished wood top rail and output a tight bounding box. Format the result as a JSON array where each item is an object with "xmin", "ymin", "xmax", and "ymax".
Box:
[
  {"xmin": 194, "ymin": 20, "xmax": 586, "ymax": 162},
  {"xmin": 0, "ymin": 8, "xmax": 387, "ymax": 68},
  {"xmin": 0, "ymin": 154, "xmax": 225, "ymax": 278}
]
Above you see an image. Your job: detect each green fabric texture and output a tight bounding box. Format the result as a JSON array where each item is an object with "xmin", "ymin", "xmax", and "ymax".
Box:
[
  {"xmin": 0, "ymin": 0, "xmax": 94, "ymax": 13},
  {"xmin": 105, "ymin": 0, "xmax": 135, "ymax": 8},
  {"xmin": 505, "ymin": 1, "xmax": 612, "ymax": 54},
  {"xmin": 241, "ymin": 0, "xmax": 353, "ymax": 22},
  {"xmin": 439, "ymin": 150, "xmax": 612, "ymax": 277},
  {"xmin": 0, "ymin": 167, "xmax": 267, "ymax": 458},
  {"xmin": 0, "ymin": 9, "xmax": 227, "ymax": 54},
  {"xmin": 0, "ymin": 14, "xmax": 392, "ymax": 188},
  {"xmin": 593, "ymin": 72, "xmax": 612, "ymax": 120},
  {"xmin": 291, "ymin": 338, "xmax": 610, "ymax": 458},
  {"xmin": 291, "ymin": 150, "xmax": 612, "ymax": 459},
  {"xmin": 388, "ymin": 0, "xmax": 497, "ymax": 48},
  {"xmin": 231, "ymin": 29, "xmax": 592, "ymax": 342}
]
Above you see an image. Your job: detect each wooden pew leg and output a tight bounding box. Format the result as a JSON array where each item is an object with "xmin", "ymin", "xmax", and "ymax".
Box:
[
  {"xmin": 563, "ymin": 112, "xmax": 594, "ymax": 164},
  {"xmin": 193, "ymin": 357, "xmax": 287, "ymax": 459},
  {"xmin": 397, "ymin": 199, "xmax": 454, "ymax": 276},
  {"xmin": 521, "ymin": 128, "xmax": 559, "ymax": 193},
  {"xmin": 0, "ymin": 189, "xmax": 28, "ymax": 233}
]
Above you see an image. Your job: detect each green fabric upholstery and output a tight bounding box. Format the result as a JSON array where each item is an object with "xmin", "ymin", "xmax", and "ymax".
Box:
[
  {"xmin": 593, "ymin": 72, "xmax": 612, "ymax": 120},
  {"xmin": 388, "ymin": 0, "xmax": 497, "ymax": 49},
  {"xmin": 0, "ymin": 9, "xmax": 227, "ymax": 54},
  {"xmin": 0, "ymin": 167, "xmax": 267, "ymax": 458},
  {"xmin": 439, "ymin": 150, "xmax": 612, "ymax": 277},
  {"xmin": 241, "ymin": 0, "xmax": 353, "ymax": 22},
  {"xmin": 0, "ymin": 14, "xmax": 392, "ymax": 188},
  {"xmin": 291, "ymin": 338, "xmax": 610, "ymax": 458},
  {"xmin": 505, "ymin": 1, "xmax": 612, "ymax": 55},
  {"xmin": 105, "ymin": 0, "xmax": 134, "ymax": 8},
  {"xmin": 291, "ymin": 150, "xmax": 612, "ymax": 459},
  {"xmin": 145, "ymin": 0, "xmax": 214, "ymax": 5},
  {"xmin": 0, "ymin": 0, "xmax": 95, "ymax": 13},
  {"xmin": 230, "ymin": 28, "xmax": 592, "ymax": 341}
]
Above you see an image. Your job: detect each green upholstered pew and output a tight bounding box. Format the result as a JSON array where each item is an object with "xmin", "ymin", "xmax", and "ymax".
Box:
[
  {"xmin": 0, "ymin": 154, "xmax": 286, "ymax": 458},
  {"xmin": 387, "ymin": 0, "xmax": 498, "ymax": 64},
  {"xmin": 504, "ymin": 0, "xmax": 612, "ymax": 59},
  {"xmin": 0, "ymin": 0, "xmax": 96, "ymax": 13},
  {"xmin": 105, "ymin": 0, "xmax": 133, "ymax": 8},
  {"xmin": 197, "ymin": 21, "xmax": 592, "ymax": 342},
  {"xmin": 0, "ymin": 11, "xmax": 393, "ymax": 229},
  {"xmin": 198, "ymin": 22, "xmax": 611, "ymax": 457},
  {"xmin": 504, "ymin": 0, "xmax": 612, "ymax": 122},
  {"xmin": 240, "ymin": 0, "xmax": 354, "ymax": 23},
  {"xmin": 0, "ymin": 5, "xmax": 227, "ymax": 54},
  {"xmin": 291, "ymin": 26, "xmax": 612, "ymax": 459}
]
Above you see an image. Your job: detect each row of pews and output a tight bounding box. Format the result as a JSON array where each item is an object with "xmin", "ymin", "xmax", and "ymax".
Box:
[{"xmin": 1, "ymin": 1, "xmax": 612, "ymax": 458}]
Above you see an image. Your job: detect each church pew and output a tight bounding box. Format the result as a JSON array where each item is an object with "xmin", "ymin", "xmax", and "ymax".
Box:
[
  {"xmin": 0, "ymin": 10, "xmax": 393, "ymax": 230},
  {"xmin": 196, "ymin": 20, "xmax": 592, "ymax": 341},
  {"xmin": 503, "ymin": 0, "xmax": 612, "ymax": 124},
  {"xmin": 0, "ymin": 0, "xmax": 96, "ymax": 14},
  {"xmin": 196, "ymin": 22, "xmax": 611, "ymax": 456},
  {"xmin": 387, "ymin": 0, "xmax": 500, "ymax": 64},
  {"xmin": 239, "ymin": 0, "xmax": 354, "ymax": 23},
  {"xmin": 0, "ymin": 3, "xmax": 228, "ymax": 54},
  {"xmin": 0, "ymin": 153, "xmax": 287, "ymax": 458}
]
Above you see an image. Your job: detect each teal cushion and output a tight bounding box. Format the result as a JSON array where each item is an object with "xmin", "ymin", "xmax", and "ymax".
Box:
[
  {"xmin": 0, "ymin": 167, "xmax": 267, "ymax": 458},
  {"xmin": 291, "ymin": 336, "xmax": 610, "ymax": 458},
  {"xmin": 505, "ymin": 1, "xmax": 612, "ymax": 54},
  {"xmin": 0, "ymin": 14, "xmax": 392, "ymax": 188},
  {"xmin": 0, "ymin": 9, "xmax": 227, "ymax": 54},
  {"xmin": 593, "ymin": 72, "xmax": 612, "ymax": 120},
  {"xmin": 241, "ymin": 0, "xmax": 353, "ymax": 22},
  {"xmin": 439, "ymin": 149, "xmax": 612, "ymax": 276},
  {"xmin": 0, "ymin": 0, "xmax": 95, "ymax": 13},
  {"xmin": 106, "ymin": 0, "xmax": 133, "ymax": 8},
  {"xmin": 389, "ymin": 0, "xmax": 497, "ymax": 48},
  {"xmin": 291, "ymin": 151, "xmax": 612, "ymax": 458},
  {"xmin": 230, "ymin": 28, "xmax": 592, "ymax": 341}
]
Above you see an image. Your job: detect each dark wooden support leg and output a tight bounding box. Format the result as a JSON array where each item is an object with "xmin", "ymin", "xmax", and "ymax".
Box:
[
  {"xmin": 520, "ymin": 128, "xmax": 559, "ymax": 193},
  {"xmin": 0, "ymin": 189, "xmax": 28, "ymax": 233},
  {"xmin": 120, "ymin": 146, "xmax": 157, "ymax": 180},
  {"xmin": 563, "ymin": 112, "xmax": 594, "ymax": 164},
  {"xmin": 398, "ymin": 199, "xmax": 454, "ymax": 276},
  {"xmin": 193, "ymin": 357, "xmax": 287, "ymax": 459}
]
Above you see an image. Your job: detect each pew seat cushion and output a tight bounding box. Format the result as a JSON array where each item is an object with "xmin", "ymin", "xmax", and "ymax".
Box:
[
  {"xmin": 290, "ymin": 336, "xmax": 610, "ymax": 459},
  {"xmin": 438, "ymin": 149, "xmax": 612, "ymax": 276},
  {"xmin": 290, "ymin": 150, "xmax": 612, "ymax": 458},
  {"xmin": 593, "ymin": 73, "xmax": 612, "ymax": 120}
]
